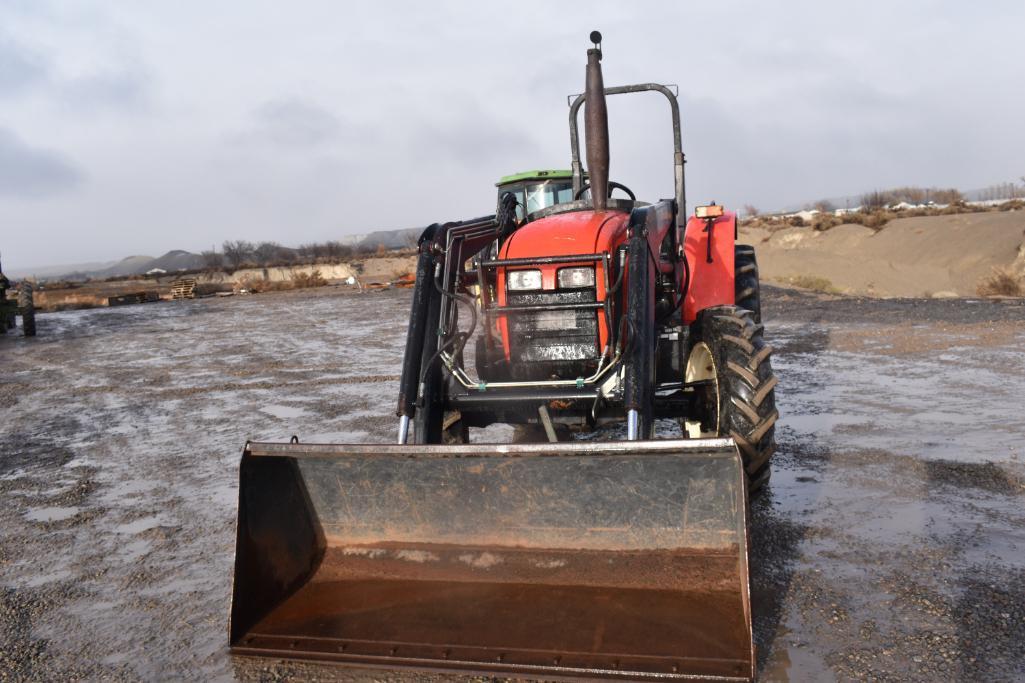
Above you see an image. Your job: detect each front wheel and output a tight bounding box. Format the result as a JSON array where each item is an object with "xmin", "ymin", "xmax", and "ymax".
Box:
[{"xmin": 685, "ymin": 305, "xmax": 778, "ymax": 493}]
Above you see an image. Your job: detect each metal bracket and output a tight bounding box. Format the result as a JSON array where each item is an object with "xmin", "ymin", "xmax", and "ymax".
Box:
[
  {"xmin": 537, "ymin": 405, "xmax": 559, "ymax": 443},
  {"xmin": 702, "ymin": 218, "xmax": 716, "ymax": 264}
]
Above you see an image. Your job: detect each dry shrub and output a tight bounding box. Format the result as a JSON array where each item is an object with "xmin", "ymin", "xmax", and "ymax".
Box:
[
  {"xmin": 840, "ymin": 210, "xmax": 895, "ymax": 231},
  {"xmin": 811, "ymin": 214, "xmax": 842, "ymax": 231},
  {"xmin": 976, "ymin": 267, "xmax": 1024, "ymax": 297},
  {"xmin": 236, "ymin": 269, "xmax": 328, "ymax": 293},
  {"xmin": 292, "ymin": 270, "xmax": 327, "ymax": 289},
  {"xmin": 861, "ymin": 211, "xmax": 894, "ymax": 230},
  {"xmin": 740, "ymin": 194, "xmax": 1021, "ymax": 243},
  {"xmin": 785, "ymin": 275, "xmax": 840, "ymax": 294},
  {"xmin": 941, "ymin": 202, "xmax": 983, "ymax": 216},
  {"xmin": 235, "ymin": 275, "xmax": 279, "ymax": 293},
  {"xmin": 741, "ymin": 215, "xmax": 793, "ymax": 234}
]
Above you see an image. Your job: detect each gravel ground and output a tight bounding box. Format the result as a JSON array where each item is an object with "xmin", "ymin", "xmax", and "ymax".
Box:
[{"xmin": 1, "ymin": 285, "xmax": 1023, "ymax": 681}]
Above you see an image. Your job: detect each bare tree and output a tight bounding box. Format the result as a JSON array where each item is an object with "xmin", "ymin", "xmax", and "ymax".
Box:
[
  {"xmin": 293, "ymin": 241, "xmax": 353, "ymax": 264},
  {"xmin": 254, "ymin": 241, "xmax": 285, "ymax": 265},
  {"xmin": 860, "ymin": 191, "xmax": 889, "ymax": 211},
  {"xmin": 201, "ymin": 250, "xmax": 223, "ymax": 271},
  {"xmin": 322, "ymin": 241, "xmax": 342, "ymax": 262},
  {"xmin": 322, "ymin": 241, "xmax": 353, "ymax": 262},
  {"xmin": 813, "ymin": 199, "xmax": 836, "ymax": 213},
  {"xmin": 932, "ymin": 188, "xmax": 963, "ymax": 205},
  {"xmin": 222, "ymin": 240, "xmax": 254, "ymax": 270},
  {"xmin": 742, "ymin": 204, "xmax": 759, "ymax": 217}
]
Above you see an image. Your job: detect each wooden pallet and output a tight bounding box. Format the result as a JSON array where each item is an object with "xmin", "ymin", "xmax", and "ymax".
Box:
[{"xmin": 170, "ymin": 278, "xmax": 197, "ymax": 300}]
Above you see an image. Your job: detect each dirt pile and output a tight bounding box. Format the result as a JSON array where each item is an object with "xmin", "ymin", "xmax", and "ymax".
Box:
[{"xmin": 742, "ymin": 211, "xmax": 1025, "ymax": 297}]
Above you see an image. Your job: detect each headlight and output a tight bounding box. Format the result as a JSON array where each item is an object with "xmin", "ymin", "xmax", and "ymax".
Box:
[
  {"xmin": 507, "ymin": 269, "xmax": 542, "ymax": 291},
  {"xmin": 557, "ymin": 266, "xmax": 595, "ymax": 289}
]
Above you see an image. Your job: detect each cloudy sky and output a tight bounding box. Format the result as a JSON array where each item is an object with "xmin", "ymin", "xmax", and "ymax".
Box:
[{"xmin": 1, "ymin": 1, "xmax": 1023, "ymax": 269}]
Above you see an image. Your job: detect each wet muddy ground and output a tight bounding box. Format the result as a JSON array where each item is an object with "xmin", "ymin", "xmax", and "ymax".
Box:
[{"xmin": 1, "ymin": 286, "xmax": 1023, "ymax": 681}]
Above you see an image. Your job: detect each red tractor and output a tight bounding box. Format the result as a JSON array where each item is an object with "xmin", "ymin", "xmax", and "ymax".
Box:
[
  {"xmin": 396, "ymin": 32, "xmax": 777, "ymax": 491},
  {"xmin": 230, "ymin": 32, "xmax": 775, "ymax": 681}
]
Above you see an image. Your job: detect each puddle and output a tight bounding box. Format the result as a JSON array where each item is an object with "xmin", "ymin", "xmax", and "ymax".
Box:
[
  {"xmin": 25, "ymin": 506, "xmax": 81, "ymax": 522},
  {"xmin": 259, "ymin": 404, "xmax": 309, "ymax": 420},
  {"xmin": 24, "ymin": 568, "xmax": 75, "ymax": 587},
  {"xmin": 100, "ymin": 479, "xmax": 158, "ymax": 503},
  {"xmin": 760, "ymin": 624, "xmax": 834, "ymax": 682},
  {"xmin": 115, "ymin": 516, "xmax": 174, "ymax": 535},
  {"xmin": 774, "ymin": 341, "xmax": 1025, "ymax": 463},
  {"xmin": 117, "ymin": 538, "xmax": 153, "ymax": 562}
]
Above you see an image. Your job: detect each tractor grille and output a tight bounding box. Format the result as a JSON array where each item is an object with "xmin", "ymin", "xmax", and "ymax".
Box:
[{"xmin": 506, "ymin": 289, "xmax": 600, "ymax": 364}]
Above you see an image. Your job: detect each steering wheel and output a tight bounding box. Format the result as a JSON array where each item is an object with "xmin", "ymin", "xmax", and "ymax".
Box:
[{"xmin": 574, "ymin": 181, "xmax": 636, "ymax": 202}]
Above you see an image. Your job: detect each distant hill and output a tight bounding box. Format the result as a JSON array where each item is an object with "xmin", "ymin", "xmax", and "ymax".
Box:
[
  {"xmin": 15, "ymin": 227, "xmax": 424, "ymax": 281},
  {"xmin": 143, "ymin": 250, "xmax": 206, "ymax": 273},
  {"xmin": 358, "ymin": 227, "xmax": 419, "ymax": 250},
  {"xmin": 6, "ymin": 259, "xmax": 118, "ymax": 280},
  {"xmin": 93, "ymin": 255, "xmax": 162, "ymax": 278},
  {"xmin": 12, "ymin": 251, "xmax": 205, "ymax": 281}
]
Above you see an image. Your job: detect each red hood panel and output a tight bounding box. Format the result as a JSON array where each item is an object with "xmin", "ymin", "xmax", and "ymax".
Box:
[{"xmin": 501, "ymin": 210, "xmax": 630, "ymax": 258}]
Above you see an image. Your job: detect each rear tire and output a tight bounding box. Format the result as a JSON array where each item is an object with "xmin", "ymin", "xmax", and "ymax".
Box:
[
  {"xmin": 687, "ymin": 305, "xmax": 778, "ymax": 493},
  {"xmin": 19, "ymin": 282, "xmax": 35, "ymax": 337},
  {"xmin": 734, "ymin": 245, "xmax": 761, "ymax": 324}
]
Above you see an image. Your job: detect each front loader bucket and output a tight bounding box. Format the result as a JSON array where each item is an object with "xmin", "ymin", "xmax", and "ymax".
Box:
[{"xmin": 229, "ymin": 439, "xmax": 754, "ymax": 681}]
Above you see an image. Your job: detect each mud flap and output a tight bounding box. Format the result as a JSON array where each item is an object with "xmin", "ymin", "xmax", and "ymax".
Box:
[{"xmin": 229, "ymin": 439, "xmax": 754, "ymax": 681}]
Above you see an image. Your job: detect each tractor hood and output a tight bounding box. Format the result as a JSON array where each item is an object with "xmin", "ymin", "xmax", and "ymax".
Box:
[{"xmin": 500, "ymin": 210, "xmax": 630, "ymax": 260}]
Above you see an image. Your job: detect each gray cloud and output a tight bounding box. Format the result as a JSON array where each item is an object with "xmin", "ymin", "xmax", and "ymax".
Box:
[
  {"xmin": 412, "ymin": 105, "xmax": 541, "ymax": 167},
  {"xmin": 247, "ymin": 98, "xmax": 342, "ymax": 148},
  {"xmin": 0, "ymin": 128, "xmax": 84, "ymax": 198},
  {"xmin": 2, "ymin": 2, "xmax": 1024, "ymax": 268},
  {"xmin": 0, "ymin": 33, "xmax": 48, "ymax": 95},
  {"xmin": 60, "ymin": 67, "xmax": 150, "ymax": 111}
]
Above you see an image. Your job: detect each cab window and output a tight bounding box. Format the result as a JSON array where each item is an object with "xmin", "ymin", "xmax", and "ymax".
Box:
[{"xmin": 498, "ymin": 179, "xmax": 574, "ymax": 219}]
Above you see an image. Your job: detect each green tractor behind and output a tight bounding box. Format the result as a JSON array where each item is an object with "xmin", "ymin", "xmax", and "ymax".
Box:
[{"xmin": 0, "ymin": 257, "xmax": 36, "ymax": 337}]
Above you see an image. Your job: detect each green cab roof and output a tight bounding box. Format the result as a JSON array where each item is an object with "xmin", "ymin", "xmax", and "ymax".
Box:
[{"xmin": 496, "ymin": 169, "xmax": 578, "ymax": 186}]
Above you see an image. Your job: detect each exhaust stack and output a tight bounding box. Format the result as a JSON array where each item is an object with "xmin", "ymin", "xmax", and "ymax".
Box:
[{"xmin": 584, "ymin": 31, "xmax": 610, "ymax": 211}]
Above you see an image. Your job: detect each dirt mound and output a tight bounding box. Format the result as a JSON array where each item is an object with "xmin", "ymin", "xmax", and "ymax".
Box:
[{"xmin": 743, "ymin": 212, "xmax": 1025, "ymax": 297}]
